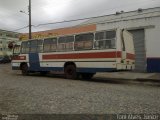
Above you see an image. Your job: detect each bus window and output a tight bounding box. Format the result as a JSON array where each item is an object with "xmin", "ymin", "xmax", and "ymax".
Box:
[
  {"xmin": 21, "ymin": 42, "xmax": 26, "ymax": 54},
  {"xmin": 95, "ymin": 32, "xmax": 104, "ymax": 40},
  {"xmin": 37, "ymin": 40, "xmax": 43, "ymax": 52},
  {"xmin": 75, "ymin": 33, "xmax": 94, "ymax": 50},
  {"xmin": 26, "ymin": 42, "xmax": 30, "ymax": 53},
  {"xmin": 21, "ymin": 41, "xmax": 30, "ymax": 54},
  {"xmin": 30, "ymin": 40, "xmax": 38, "ymax": 53},
  {"xmin": 58, "ymin": 36, "xmax": 74, "ymax": 51},
  {"xmin": 13, "ymin": 45, "xmax": 21, "ymax": 55},
  {"xmin": 106, "ymin": 31, "xmax": 116, "ymax": 48},
  {"xmin": 95, "ymin": 30, "xmax": 116, "ymax": 49},
  {"xmin": 44, "ymin": 38, "xmax": 57, "ymax": 52}
]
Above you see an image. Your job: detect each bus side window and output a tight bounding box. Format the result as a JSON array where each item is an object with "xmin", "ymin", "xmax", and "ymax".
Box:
[
  {"xmin": 37, "ymin": 40, "xmax": 43, "ymax": 52},
  {"xmin": 95, "ymin": 30, "xmax": 116, "ymax": 49},
  {"xmin": 21, "ymin": 41, "xmax": 30, "ymax": 54},
  {"xmin": 26, "ymin": 42, "xmax": 30, "ymax": 53},
  {"xmin": 106, "ymin": 31, "xmax": 116, "ymax": 49},
  {"xmin": 21, "ymin": 42, "xmax": 27, "ymax": 54},
  {"xmin": 30, "ymin": 40, "xmax": 38, "ymax": 53},
  {"xmin": 44, "ymin": 38, "xmax": 57, "ymax": 52},
  {"xmin": 58, "ymin": 36, "xmax": 74, "ymax": 51},
  {"xmin": 52, "ymin": 38, "xmax": 57, "ymax": 51},
  {"xmin": 75, "ymin": 33, "xmax": 94, "ymax": 51},
  {"xmin": 58, "ymin": 37, "xmax": 66, "ymax": 51},
  {"xmin": 65, "ymin": 36, "xmax": 74, "ymax": 51},
  {"xmin": 95, "ymin": 32, "xmax": 105, "ymax": 49}
]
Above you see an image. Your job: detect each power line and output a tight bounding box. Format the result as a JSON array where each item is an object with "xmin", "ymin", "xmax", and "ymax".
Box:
[
  {"xmin": 35, "ymin": 18, "xmax": 89, "ymax": 27},
  {"xmin": 13, "ymin": 25, "xmax": 29, "ymax": 32},
  {"xmin": 34, "ymin": 8, "xmax": 160, "ymax": 27},
  {"xmin": 12, "ymin": 7, "xmax": 160, "ymax": 32}
]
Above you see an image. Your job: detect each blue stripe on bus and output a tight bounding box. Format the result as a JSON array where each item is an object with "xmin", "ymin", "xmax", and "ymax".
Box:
[
  {"xmin": 28, "ymin": 67, "xmax": 116, "ymax": 73},
  {"xmin": 29, "ymin": 53, "xmax": 40, "ymax": 71},
  {"xmin": 77, "ymin": 68, "xmax": 116, "ymax": 73}
]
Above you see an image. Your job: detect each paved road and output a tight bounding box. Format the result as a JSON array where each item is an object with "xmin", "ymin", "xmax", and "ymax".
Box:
[{"xmin": 0, "ymin": 64, "xmax": 160, "ymax": 114}]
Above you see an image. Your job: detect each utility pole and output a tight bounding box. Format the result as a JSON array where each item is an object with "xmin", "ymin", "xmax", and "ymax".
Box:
[{"xmin": 29, "ymin": 0, "xmax": 32, "ymax": 39}]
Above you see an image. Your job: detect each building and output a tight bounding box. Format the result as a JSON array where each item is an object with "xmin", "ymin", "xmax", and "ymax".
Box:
[
  {"xmin": 81, "ymin": 7, "xmax": 160, "ymax": 73},
  {"xmin": 20, "ymin": 7, "xmax": 160, "ymax": 73},
  {"xmin": 0, "ymin": 30, "xmax": 19, "ymax": 57}
]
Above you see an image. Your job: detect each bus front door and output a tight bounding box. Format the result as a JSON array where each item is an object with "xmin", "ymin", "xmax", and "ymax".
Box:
[{"xmin": 29, "ymin": 53, "xmax": 40, "ymax": 71}]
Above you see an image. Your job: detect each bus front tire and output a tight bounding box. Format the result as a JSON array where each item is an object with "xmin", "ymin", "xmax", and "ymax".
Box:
[
  {"xmin": 64, "ymin": 65, "xmax": 77, "ymax": 79},
  {"xmin": 21, "ymin": 64, "xmax": 28, "ymax": 76}
]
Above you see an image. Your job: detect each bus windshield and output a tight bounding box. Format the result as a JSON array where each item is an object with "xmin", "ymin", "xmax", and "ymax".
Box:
[{"xmin": 13, "ymin": 45, "xmax": 21, "ymax": 55}]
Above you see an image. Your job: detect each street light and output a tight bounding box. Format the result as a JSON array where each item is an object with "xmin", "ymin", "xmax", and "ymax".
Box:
[
  {"xmin": 20, "ymin": 10, "xmax": 28, "ymax": 15},
  {"xmin": 20, "ymin": 0, "xmax": 32, "ymax": 39}
]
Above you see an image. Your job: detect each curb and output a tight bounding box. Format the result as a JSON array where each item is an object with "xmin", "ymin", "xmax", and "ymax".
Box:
[
  {"xmin": 135, "ymin": 78, "xmax": 160, "ymax": 83},
  {"xmin": 93, "ymin": 77, "xmax": 160, "ymax": 84}
]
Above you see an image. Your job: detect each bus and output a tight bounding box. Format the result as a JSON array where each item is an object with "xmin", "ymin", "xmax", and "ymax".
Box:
[{"xmin": 11, "ymin": 28, "xmax": 135, "ymax": 79}]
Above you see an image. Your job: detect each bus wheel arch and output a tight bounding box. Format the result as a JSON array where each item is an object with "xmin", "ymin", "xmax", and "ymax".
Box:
[
  {"xmin": 64, "ymin": 62, "xmax": 77, "ymax": 79},
  {"xmin": 20, "ymin": 62, "xmax": 28, "ymax": 75}
]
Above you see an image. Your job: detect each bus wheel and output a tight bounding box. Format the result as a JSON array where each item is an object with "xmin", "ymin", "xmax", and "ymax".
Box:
[
  {"xmin": 81, "ymin": 73, "xmax": 94, "ymax": 80},
  {"xmin": 64, "ymin": 65, "xmax": 77, "ymax": 79},
  {"xmin": 21, "ymin": 64, "xmax": 28, "ymax": 76}
]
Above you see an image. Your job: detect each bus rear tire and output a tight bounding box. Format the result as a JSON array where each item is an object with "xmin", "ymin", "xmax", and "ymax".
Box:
[
  {"xmin": 21, "ymin": 64, "xmax": 28, "ymax": 76},
  {"xmin": 64, "ymin": 64, "xmax": 77, "ymax": 79}
]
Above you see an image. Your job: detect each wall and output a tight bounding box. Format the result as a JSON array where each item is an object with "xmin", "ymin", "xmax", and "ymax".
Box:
[
  {"xmin": 96, "ymin": 15, "xmax": 160, "ymax": 72},
  {"xmin": 19, "ymin": 24, "xmax": 96, "ymax": 40},
  {"xmin": 145, "ymin": 18, "xmax": 160, "ymax": 72}
]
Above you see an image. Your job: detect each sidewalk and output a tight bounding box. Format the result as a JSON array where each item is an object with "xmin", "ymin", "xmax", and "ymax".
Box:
[{"xmin": 95, "ymin": 72, "xmax": 160, "ymax": 83}]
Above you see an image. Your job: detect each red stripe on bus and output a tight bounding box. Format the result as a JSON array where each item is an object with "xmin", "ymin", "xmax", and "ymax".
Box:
[
  {"xmin": 126, "ymin": 53, "xmax": 135, "ymax": 60},
  {"xmin": 12, "ymin": 56, "xmax": 26, "ymax": 60},
  {"xmin": 42, "ymin": 51, "xmax": 122, "ymax": 60},
  {"xmin": 147, "ymin": 57, "xmax": 160, "ymax": 59}
]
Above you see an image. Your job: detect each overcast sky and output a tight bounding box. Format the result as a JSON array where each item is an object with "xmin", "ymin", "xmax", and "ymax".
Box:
[{"xmin": 0, "ymin": 0, "xmax": 160, "ymax": 33}]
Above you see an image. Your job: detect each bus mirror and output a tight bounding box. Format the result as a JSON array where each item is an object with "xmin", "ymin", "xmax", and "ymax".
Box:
[{"xmin": 8, "ymin": 42, "xmax": 15, "ymax": 50}]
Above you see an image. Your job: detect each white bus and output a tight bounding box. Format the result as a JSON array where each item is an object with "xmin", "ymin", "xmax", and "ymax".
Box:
[{"xmin": 12, "ymin": 28, "xmax": 135, "ymax": 79}]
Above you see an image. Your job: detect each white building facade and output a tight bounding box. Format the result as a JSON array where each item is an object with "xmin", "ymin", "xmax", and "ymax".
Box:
[
  {"xmin": 0, "ymin": 30, "xmax": 19, "ymax": 57},
  {"xmin": 81, "ymin": 7, "xmax": 160, "ymax": 73}
]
